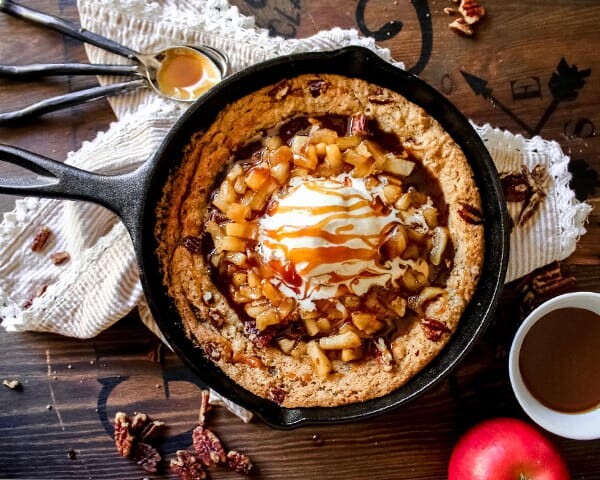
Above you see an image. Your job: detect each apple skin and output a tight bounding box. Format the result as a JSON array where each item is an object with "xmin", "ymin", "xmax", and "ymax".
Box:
[{"xmin": 448, "ymin": 418, "xmax": 570, "ymax": 480}]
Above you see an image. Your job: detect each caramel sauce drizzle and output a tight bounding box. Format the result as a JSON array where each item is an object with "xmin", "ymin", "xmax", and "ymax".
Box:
[
  {"xmin": 261, "ymin": 180, "xmax": 393, "ymax": 278},
  {"xmin": 263, "ymin": 243, "xmax": 377, "ymax": 277}
]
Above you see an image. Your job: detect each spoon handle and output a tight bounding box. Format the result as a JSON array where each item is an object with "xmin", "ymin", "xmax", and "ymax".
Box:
[
  {"xmin": 0, "ymin": 63, "xmax": 143, "ymax": 78},
  {"xmin": 0, "ymin": 0, "xmax": 139, "ymax": 60},
  {"xmin": 0, "ymin": 79, "xmax": 147, "ymax": 125}
]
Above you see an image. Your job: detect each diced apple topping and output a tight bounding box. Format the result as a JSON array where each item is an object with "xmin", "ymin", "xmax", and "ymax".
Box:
[
  {"xmin": 225, "ymin": 222, "xmax": 257, "ymax": 239},
  {"xmin": 307, "ymin": 341, "xmax": 332, "ymax": 378},
  {"xmin": 382, "ymin": 155, "xmax": 415, "ymax": 176},
  {"xmin": 204, "ymin": 113, "xmax": 452, "ymax": 378},
  {"xmin": 245, "ymin": 167, "xmax": 271, "ymax": 191}
]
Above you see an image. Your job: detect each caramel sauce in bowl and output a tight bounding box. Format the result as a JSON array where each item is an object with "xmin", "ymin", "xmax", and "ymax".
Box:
[{"xmin": 509, "ymin": 292, "xmax": 600, "ymax": 439}]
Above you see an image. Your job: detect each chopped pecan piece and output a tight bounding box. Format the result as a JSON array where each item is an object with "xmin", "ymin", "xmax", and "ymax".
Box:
[
  {"xmin": 307, "ymin": 78, "xmax": 327, "ymax": 98},
  {"xmin": 171, "ymin": 450, "xmax": 207, "ymax": 480},
  {"xmin": 369, "ymin": 97, "xmax": 394, "ymax": 105},
  {"xmin": 459, "ymin": 0, "xmax": 485, "ymax": 24},
  {"xmin": 198, "ymin": 390, "xmax": 212, "ymax": 427},
  {"xmin": 529, "ymin": 262, "xmax": 562, "ymax": 291},
  {"xmin": 368, "ymin": 88, "xmax": 394, "ymax": 105},
  {"xmin": 500, "ymin": 171, "xmax": 530, "ymax": 202},
  {"xmin": 516, "ymin": 262, "xmax": 575, "ymax": 316},
  {"xmin": 114, "ymin": 412, "xmax": 135, "ymax": 457},
  {"xmin": 50, "ymin": 251, "xmax": 70, "ymax": 265},
  {"xmin": 350, "ymin": 113, "xmax": 369, "ymax": 136},
  {"xmin": 374, "ymin": 337, "xmax": 394, "ymax": 372},
  {"xmin": 227, "ymin": 450, "xmax": 254, "ymax": 475},
  {"xmin": 530, "ymin": 262, "xmax": 575, "ymax": 296},
  {"xmin": 268, "ymin": 80, "xmax": 291, "ymax": 100},
  {"xmin": 421, "ymin": 318, "xmax": 451, "ymax": 341},
  {"xmin": 183, "ymin": 236, "xmax": 203, "ymax": 254},
  {"xmin": 192, "ymin": 426, "xmax": 226, "ymax": 469},
  {"xmin": 244, "ymin": 320, "xmax": 275, "ymax": 348},
  {"xmin": 500, "ymin": 164, "xmax": 549, "ymax": 227},
  {"xmin": 204, "ymin": 342, "xmax": 222, "ymax": 361},
  {"xmin": 449, "ymin": 17, "xmax": 474, "ymax": 36},
  {"xmin": 208, "ymin": 311, "xmax": 224, "ymax": 328},
  {"xmin": 133, "ymin": 442, "xmax": 161, "ymax": 473},
  {"xmin": 530, "ymin": 164, "xmax": 549, "ymax": 186},
  {"xmin": 518, "ymin": 190, "xmax": 542, "ymax": 226},
  {"xmin": 443, "ymin": 7, "xmax": 457, "ymax": 15},
  {"xmin": 22, "ymin": 284, "xmax": 48, "ymax": 310},
  {"xmin": 518, "ymin": 164, "xmax": 549, "ymax": 227},
  {"xmin": 458, "ymin": 202, "xmax": 484, "ymax": 224},
  {"xmin": 31, "ymin": 225, "xmax": 51, "ymax": 252},
  {"xmin": 534, "ymin": 276, "xmax": 575, "ymax": 296},
  {"xmin": 269, "ymin": 386, "xmax": 287, "ymax": 404},
  {"xmin": 2, "ymin": 379, "xmax": 22, "ymax": 390}
]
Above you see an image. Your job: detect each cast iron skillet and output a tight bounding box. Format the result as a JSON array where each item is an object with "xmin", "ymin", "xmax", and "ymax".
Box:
[{"xmin": 0, "ymin": 47, "xmax": 509, "ymax": 428}]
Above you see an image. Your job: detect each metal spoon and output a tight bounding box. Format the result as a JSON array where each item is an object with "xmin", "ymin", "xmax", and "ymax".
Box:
[{"xmin": 0, "ymin": 0, "xmax": 228, "ymax": 124}]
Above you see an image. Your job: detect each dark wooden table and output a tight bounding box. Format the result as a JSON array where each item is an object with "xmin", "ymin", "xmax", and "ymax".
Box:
[{"xmin": 1, "ymin": 1, "xmax": 599, "ymax": 478}]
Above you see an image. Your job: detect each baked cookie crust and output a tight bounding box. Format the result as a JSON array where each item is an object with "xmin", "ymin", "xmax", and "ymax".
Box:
[{"xmin": 155, "ymin": 74, "xmax": 484, "ymax": 408}]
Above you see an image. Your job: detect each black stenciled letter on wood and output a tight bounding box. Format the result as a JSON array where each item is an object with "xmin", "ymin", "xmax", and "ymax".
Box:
[{"xmin": 355, "ymin": 0, "xmax": 432, "ymax": 75}]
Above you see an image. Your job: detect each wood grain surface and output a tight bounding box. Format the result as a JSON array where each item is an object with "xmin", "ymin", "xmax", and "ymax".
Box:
[{"xmin": 1, "ymin": 1, "xmax": 599, "ymax": 479}]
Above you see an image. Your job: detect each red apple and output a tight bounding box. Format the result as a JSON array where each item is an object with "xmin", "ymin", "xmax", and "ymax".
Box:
[{"xmin": 448, "ymin": 418, "xmax": 570, "ymax": 480}]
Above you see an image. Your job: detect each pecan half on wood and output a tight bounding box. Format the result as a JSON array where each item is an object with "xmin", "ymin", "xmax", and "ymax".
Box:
[
  {"xmin": 192, "ymin": 426, "xmax": 226, "ymax": 469},
  {"xmin": 171, "ymin": 450, "xmax": 207, "ymax": 480},
  {"xmin": 133, "ymin": 442, "xmax": 161, "ymax": 473},
  {"xmin": 129, "ymin": 412, "xmax": 149, "ymax": 436},
  {"xmin": 227, "ymin": 450, "xmax": 254, "ymax": 475},
  {"xmin": 449, "ymin": 17, "xmax": 474, "ymax": 36},
  {"xmin": 114, "ymin": 412, "xmax": 135, "ymax": 457},
  {"xmin": 459, "ymin": 0, "xmax": 485, "ymax": 24}
]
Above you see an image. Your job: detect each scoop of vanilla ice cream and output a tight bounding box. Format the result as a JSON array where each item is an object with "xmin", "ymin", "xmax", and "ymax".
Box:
[{"xmin": 257, "ymin": 174, "xmax": 408, "ymax": 305}]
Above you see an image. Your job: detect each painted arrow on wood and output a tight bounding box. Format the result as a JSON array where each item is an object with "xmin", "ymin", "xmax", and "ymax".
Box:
[
  {"xmin": 460, "ymin": 70, "xmax": 534, "ymax": 135},
  {"xmin": 461, "ymin": 58, "xmax": 591, "ymax": 137}
]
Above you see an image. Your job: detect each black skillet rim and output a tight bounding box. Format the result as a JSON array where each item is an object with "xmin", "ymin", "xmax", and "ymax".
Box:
[{"xmin": 137, "ymin": 46, "xmax": 510, "ymax": 429}]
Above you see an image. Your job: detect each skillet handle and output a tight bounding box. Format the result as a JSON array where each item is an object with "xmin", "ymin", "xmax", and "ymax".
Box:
[{"xmin": 0, "ymin": 144, "xmax": 147, "ymax": 242}]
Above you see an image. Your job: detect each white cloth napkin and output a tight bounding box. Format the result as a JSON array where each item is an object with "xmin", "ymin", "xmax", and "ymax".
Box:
[{"xmin": 0, "ymin": 0, "xmax": 591, "ymax": 343}]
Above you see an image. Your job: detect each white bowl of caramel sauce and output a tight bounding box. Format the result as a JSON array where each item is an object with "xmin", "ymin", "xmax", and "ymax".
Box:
[{"xmin": 509, "ymin": 291, "xmax": 600, "ymax": 440}]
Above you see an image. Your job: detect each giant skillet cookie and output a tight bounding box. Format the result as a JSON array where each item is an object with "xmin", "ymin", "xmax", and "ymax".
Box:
[{"xmin": 155, "ymin": 74, "xmax": 484, "ymax": 408}]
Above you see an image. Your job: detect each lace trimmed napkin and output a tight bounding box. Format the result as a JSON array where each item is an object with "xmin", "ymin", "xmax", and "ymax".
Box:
[{"xmin": 0, "ymin": 0, "xmax": 591, "ymax": 344}]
